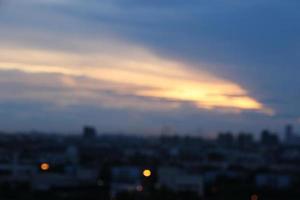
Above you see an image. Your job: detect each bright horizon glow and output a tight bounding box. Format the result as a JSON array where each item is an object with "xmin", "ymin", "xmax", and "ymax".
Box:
[{"xmin": 0, "ymin": 43, "xmax": 272, "ymax": 114}]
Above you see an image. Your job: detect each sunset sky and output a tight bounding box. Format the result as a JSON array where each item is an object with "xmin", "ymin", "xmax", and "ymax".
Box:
[{"xmin": 0, "ymin": 0, "xmax": 299, "ymax": 136}]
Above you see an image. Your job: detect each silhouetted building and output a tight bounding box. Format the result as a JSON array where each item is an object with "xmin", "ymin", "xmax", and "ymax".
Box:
[
  {"xmin": 217, "ymin": 132, "xmax": 234, "ymax": 147},
  {"xmin": 237, "ymin": 132, "xmax": 254, "ymax": 149},
  {"xmin": 158, "ymin": 167, "xmax": 204, "ymax": 197},
  {"xmin": 284, "ymin": 124, "xmax": 300, "ymax": 145},
  {"xmin": 285, "ymin": 124, "xmax": 293, "ymax": 142},
  {"xmin": 83, "ymin": 126, "xmax": 97, "ymax": 139},
  {"xmin": 261, "ymin": 130, "xmax": 279, "ymax": 146}
]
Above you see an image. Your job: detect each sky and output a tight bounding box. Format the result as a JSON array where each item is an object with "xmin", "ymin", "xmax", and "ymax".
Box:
[{"xmin": 0, "ymin": 0, "xmax": 299, "ymax": 136}]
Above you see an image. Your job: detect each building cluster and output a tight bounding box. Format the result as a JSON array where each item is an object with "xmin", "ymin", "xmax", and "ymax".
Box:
[{"xmin": 0, "ymin": 125, "xmax": 300, "ymax": 199}]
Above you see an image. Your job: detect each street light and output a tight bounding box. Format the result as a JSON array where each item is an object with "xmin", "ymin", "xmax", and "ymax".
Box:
[
  {"xmin": 143, "ymin": 169, "xmax": 152, "ymax": 177},
  {"xmin": 40, "ymin": 162, "xmax": 50, "ymax": 171}
]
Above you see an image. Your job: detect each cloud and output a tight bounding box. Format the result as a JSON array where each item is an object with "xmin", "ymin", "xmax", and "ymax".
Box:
[
  {"xmin": 0, "ymin": 38, "xmax": 269, "ymax": 114},
  {"xmin": 1, "ymin": 0, "xmax": 299, "ymax": 133}
]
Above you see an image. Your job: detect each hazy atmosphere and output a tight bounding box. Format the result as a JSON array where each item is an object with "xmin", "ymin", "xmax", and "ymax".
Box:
[{"xmin": 0, "ymin": 0, "xmax": 299, "ymax": 135}]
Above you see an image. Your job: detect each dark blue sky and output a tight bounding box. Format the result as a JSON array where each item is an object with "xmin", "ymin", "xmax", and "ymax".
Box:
[{"xmin": 0, "ymin": 0, "xmax": 299, "ymax": 136}]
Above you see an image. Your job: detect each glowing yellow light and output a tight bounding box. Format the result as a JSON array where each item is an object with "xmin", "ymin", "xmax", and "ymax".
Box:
[
  {"xmin": 143, "ymin": 169, "xmax": 152, "ymax": 177},
  {"xmin": 40, "ymin": 163, "xmax": 50, "ymax": 171}
]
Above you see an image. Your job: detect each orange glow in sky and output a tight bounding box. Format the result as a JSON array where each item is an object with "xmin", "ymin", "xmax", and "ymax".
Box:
[{"xmin": 0, "ymin": 43, "xmax": 272, "ymax": 114}]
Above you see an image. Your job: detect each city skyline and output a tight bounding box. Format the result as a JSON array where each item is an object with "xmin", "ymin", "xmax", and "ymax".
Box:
[{"xmin": 0, "ymin": 0, "xmax": 300, "ymax": 135}]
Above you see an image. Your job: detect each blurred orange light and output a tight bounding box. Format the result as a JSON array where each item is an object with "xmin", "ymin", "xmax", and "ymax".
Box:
[
  {"xmin": 251, "ymin": 194, "xmax": 258, "ymax": 200},
  {"xmin": 40, "ymin": 163, "xmax": 50, "ymax": 171}
]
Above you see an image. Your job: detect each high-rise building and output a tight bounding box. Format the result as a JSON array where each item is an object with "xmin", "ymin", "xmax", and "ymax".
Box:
[
  {"xmin": 261, "ymin": 130, "xmax": 279, "ymax": 146},
  {"xmin": 217, "ymin": 132, "xmax": 234, "ymax": 147},
  {"xmin": 238, "ymin": 133, "xmax": 254, "ymax": 149},
  {"xmin": 284, "ymin": 124, "xmax": 300, "ymax": 145},
  {"xmin": 285, "ymin": 124, "xmax": 293, "ymax": 142},
  {"xmin": 83, "ymin": 126, "xmax": 97, "ymax": 139}
]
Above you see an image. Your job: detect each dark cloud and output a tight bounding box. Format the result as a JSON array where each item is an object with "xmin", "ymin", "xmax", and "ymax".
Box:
[{"xmin": 95, "ymin": 0, "xmax": 300, "ymax": 123}]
